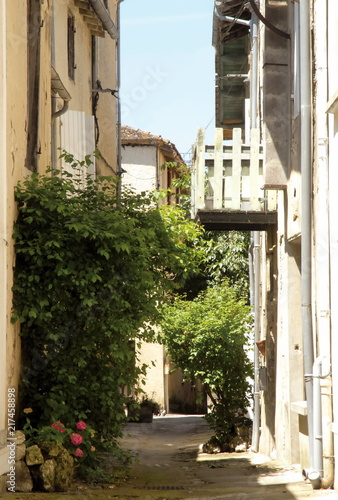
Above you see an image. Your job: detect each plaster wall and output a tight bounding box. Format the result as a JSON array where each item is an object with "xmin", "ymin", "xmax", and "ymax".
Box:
[
  {"xmin": 121, "ymin": 143, "xmax": 174, "ymax": 195},
  {"xmin": 53, "ymin": 0, "xmax": 118, "ymax": 175},
  {"xmin": 5, "ymin": 0, "xmax": 31, "ymax": 405},
  {"xmin": 94, "ymin": 19, "xmax": 118, "ymax": 175},
  {"xmin": 137, "ymin": 343, "xmax": 167, "ymax": 411},
  {"xmin": 0, "ymin": 0, "xmax": 9, "ymax": 478},
  {"xmin": 0, "ymin": 0, "xmax": 120, "ymax": 483},
  {"xmin": 121, "ymin": 145, "xmax": 158, "ymax": 193},
  {"xmin": 0, "ymin": 0, "xmax": 31, "ymax": 480},
  {"xmin": 328, "ymin": 107, "xmax": 338, "ymax": 491},
  {"xmin": 327, "ymin": 0, "xmax": 338, "ymax": 101},
  {"xmin": 53, "ymin": 0, "xmax": 93, "ymax": 114},
  {"xmin": 259, "ymin": 228, "xmax": 278, "ymax": 458},
  {"xmin": 262, "ymin": 1, "xmax": 291, "ymax": 188},
  {"xmin": 259, "ymin": 0, "xmax": 304, "ymax": 466},
  {"xmin": 328, "ymin": 2, "xmax": 338, "ymax": 491},
  {"xmin": 273, "ymin": 191, "xmax": 303, "ymax": 465}
]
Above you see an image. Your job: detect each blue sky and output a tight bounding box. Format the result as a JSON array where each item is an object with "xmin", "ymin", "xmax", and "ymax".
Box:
[{"xmin": 119, "ymin": 0, "xmax": 216, "ymax": 161}]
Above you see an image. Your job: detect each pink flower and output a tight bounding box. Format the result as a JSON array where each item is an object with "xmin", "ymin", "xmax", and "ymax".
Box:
[
  {"xmin": 70, "ymin": 433, "xmax": 83, "ymax": 446},
  {"xmin": 51, "ymin": 422, "xmax": 66, "ymax": 433},
  {"xmin": 76, "ymin": 421, "xmax": 87, "ymax": 430},
  {"xmin": 74, "ymin": 448, "xmax": 84, "ymax": 458}
]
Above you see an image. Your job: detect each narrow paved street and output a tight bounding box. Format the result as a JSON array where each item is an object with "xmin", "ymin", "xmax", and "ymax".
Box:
[
  {"xmin": 5, "ymin": 414, "xmax": 338, "ymax": 499},
  {"xmin": 110, "ymin": 414, "xmax": 338, "ymax": 500}
]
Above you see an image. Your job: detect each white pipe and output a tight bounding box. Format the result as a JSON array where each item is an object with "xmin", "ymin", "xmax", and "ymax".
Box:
[
  {"xmin": 313, "ymin": 0, "xmax": 334, "ymax": 487},
  {"xmin": 250, "ymin": 13, "xmax": 258, "ymax": 130},
  {"xmin": 249, "ymin": 236, "xmax": 255, "ymax": 306},
  {"xmin": 116, "ymin": 0, "xmax": 123, "ymax": 201},
  {"xmin": 251, "ymin": 230, "xmax": 261, "ymax": 452},
  {"xmin": 250, "ymin": 12, "xmax": 261, "ymax": 454},
  {"xmin": 214, "ymin": 6, "xmax": 251, "ymax": 27},
  {"xmin": 299, "ymin": 0, "xmax": 315, "ymax": 470},
  {"xmin": 89, "ymin": 0, "xmax": 118, "ymax": 39},
  {"xmin": 313, "ymin": 357, "xmax": 323, "ymax": 478}
]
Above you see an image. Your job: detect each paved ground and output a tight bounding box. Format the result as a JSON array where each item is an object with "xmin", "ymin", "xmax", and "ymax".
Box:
[
  {"xmin": 4, "ymin": 414, "xmax": 338, "ymax": 499},
  {"xmin": 110, "ymin": 414, "xmax": 338, "ymax": 500}
]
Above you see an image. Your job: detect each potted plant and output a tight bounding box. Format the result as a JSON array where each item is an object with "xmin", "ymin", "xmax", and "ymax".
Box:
[{"xmin": 127, "ymin": 397, "xmax": 160, "ymax": 423}]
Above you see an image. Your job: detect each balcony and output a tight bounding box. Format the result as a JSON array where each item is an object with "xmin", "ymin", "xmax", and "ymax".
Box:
[{"xmin": 191, "ymin": 128, "xmax": 277, "ymax": 231}]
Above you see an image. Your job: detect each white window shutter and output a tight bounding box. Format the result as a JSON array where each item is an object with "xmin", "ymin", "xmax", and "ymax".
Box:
[{"xmin": 60, "ymin": 110, "xmax": 96, "ymax": 181}]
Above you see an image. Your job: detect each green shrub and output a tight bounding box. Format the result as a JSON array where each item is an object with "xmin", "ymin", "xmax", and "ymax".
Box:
[
  {"xmin": 160, "ymin": 281, "xmax": 253, "ymax": 446},
  {"xmin": 12, "ymin": 154, "xmax": 203, "ymax": 454}
]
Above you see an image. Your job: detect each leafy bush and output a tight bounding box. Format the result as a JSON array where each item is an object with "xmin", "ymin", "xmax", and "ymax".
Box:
[
  {"xmin": 12, "ymin": 155, "xmax": 203, "ymax": 453},
  {"xmin": 160, "ymin": 281, "xmax": 253, "ymax": 446}
]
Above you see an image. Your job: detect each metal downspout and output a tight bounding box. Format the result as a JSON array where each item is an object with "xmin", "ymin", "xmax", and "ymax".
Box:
[
  {"xmin": 249, "ymin": 237, "xmax": 255, "ymax": 307},
  {"xmin": 250, "ymin": 12, "xmax": 261, "ymax": 453},
  {"xmin": 116, "ymin": 0, "xmax": 123, "ymax": 202},
  {"xmin": 251, "ymin": 231, "xmax": 261, "ymax": 452},
  {"xmin": 313, "ymin": 0, "xmax": 333, "ymax": 487},
  {"xmin": 313, "ymin": 357, "xmax": 323, "ymax": 477},
  {"xmin": 299, "ymin": 0, "xmax": 315, "ymax": 471},
  {"xmin": 88, "ymin": 0, "xmax": 118, "ymax": 39},
  {"xmin": 213, "ymin": 6, "xmax": 251, "ymax": 27}
]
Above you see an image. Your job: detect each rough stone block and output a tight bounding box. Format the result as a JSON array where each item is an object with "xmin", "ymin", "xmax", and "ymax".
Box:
[
  {"xmin": 40, "ymin": 442, "xmax": 64, "ymax": 458},
  {"xmin": 54, "ymin": 448, "xmax": 74, "ymax": 492},
  {"xmin": 25, "ymin": 445, "xmax": 44, "ymax": 466},
  {"xmin": 38, "ymin": 459, "xmax": 56, "ymax": 492},
  {"xmin": 15, "ymin": 444, "xmax": 26, "ymax": 462},
  {"xmin": 15, "ymin": 461, "xmax": 33, "ymax": 492},
  {"xmin": 15, "ymin": 431, "xmax": 26, "ymax": 445}
]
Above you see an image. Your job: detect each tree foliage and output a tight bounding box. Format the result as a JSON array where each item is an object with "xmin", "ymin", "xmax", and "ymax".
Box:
[
  {"xmin": 12, "ymin": 155, "xmax": 203, "ymax": 452},
  {"xmin": 160, "ymin": 281, "xmax": 253, "ymax": 445},
  {"xmin": 204, "ymin": 231, "xmax": 251, "ymax": 300}
]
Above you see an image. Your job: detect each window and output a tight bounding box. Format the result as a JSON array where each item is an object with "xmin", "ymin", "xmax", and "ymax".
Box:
[
  {"xmin": 26, "ymin": 0, "xmax": 41, "ymax": 171},
  {"xmin": 68, "ymin": 15, "xmax": 75, "ymax": 80}
]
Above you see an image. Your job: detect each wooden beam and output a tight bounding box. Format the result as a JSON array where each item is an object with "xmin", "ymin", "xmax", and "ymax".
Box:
[{"xmin": 196, "ymin": 210, "xmax": 277, "ymax": 231}]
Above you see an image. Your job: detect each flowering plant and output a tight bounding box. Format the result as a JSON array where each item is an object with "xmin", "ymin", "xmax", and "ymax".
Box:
[
  {"xmin": 22, "ymin": 409, "xmax": 96, "ymax": 464},
  {"xmin": 76, "ymin": 421, "xmax": 87, "ymax": 431},
  {"xmin": 51, "ymin": 422, "xmax": 66, "ymax": 433},
  {"xmin": 70, "ymin": 433, "xmax": 83, "ymax": 446}
]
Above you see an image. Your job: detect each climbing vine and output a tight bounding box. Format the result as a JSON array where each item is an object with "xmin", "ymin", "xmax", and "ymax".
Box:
[{"xmin": 12, "ymin": 154, "xmax": 203, "ymax": 453}]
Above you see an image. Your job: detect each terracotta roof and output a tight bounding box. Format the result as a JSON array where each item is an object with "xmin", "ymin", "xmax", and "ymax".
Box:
[{"xmin": 121, "ymin": 125, "xmax": 184, "ymax": 164}]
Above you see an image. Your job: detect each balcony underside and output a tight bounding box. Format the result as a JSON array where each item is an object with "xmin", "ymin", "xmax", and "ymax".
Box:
[{"xmin": 195, "ymin": 210, "xmax": 277, "ymax": 231}]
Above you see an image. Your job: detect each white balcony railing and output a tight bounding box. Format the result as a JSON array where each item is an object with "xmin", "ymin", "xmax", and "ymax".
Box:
[{"xmin": 191, "ymin": 127, "xmax": 277, "ymax": 219}]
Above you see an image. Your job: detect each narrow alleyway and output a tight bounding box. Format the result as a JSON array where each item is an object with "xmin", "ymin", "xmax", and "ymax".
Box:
[
  {"xmin": 110, "ymin": 414, "xmax": 338, "ymax": 500},
  {"xmin": 4, "ymin": 415, "xmax": 338, "ymax": 500}
]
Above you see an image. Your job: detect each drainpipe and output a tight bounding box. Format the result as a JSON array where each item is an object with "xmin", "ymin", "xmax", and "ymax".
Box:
[
  {"xmin": 313, "ymin": 357, "xmax": 323, "ymax": 478},
  {"xmin": 299, "ymin": 0, "xmax": 315, "ymax": 472},
  {"xmin": 313, "ymin": 0, "xmax": 333, "ymax": 487},
  {"xmin": 51, "ymin": 1, "xmax": 71, "ymax": 169},
  {"xmin": 250, "ymin": 12, "xmax": 261, "ymax": 454},
  {"xmin": 248, "ymin": 237, "xmax": 255, "ymax": 307},
  {"xmin": 116, "ymin": 0, "xmax": 124, "ymax": 201},
  {"xmin": 213, "ymin": 5, "xmax": 251, "ymax": 27},
  {"xmin": 88, "ymin": 0, "xmax": 118, "ymax": 39},
  {"xmin": 251, "ymin": 230, "xmax": 261, "ymax": 452}
]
